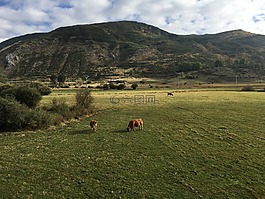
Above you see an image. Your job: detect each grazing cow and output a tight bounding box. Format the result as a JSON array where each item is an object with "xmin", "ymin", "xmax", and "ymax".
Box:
[
  {"xmin": 167, "ymin": 92, "xmax": 174, "ymax": 96},
  {"xmin": 90, "ymin": 120, "xmax": 98, "ymax": 131},
  {"xmin": 136, "ymin": 118, "xmax": 144, "ymax": 130},
  {"xmin": 127, "ymin": 118, "xmax": 144, "ymax": 132}
]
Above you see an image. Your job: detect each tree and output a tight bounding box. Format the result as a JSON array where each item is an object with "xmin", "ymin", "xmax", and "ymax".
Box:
[
  {"xmin": 131, "ymin": 83, "xmax": 138, "ymax": 90},
  {"xmin": 239, "ymin": 58, "xmax": 247, "ymax": 66},
  {"xmin": 58, "ymin": 73, "xmax": 66, "ymax": 84},
  {"xmin": 214, "ymin": 59, "xmax": 223, "ymax": 67},
  {"xmin": 50, "ymin": 74, "xmax": 58, "ymax": 85},
  {"xmin": 76, "ymin": 78, "xmax": 84, "ymax": 87},
  {"xmin": 75, "ymin": 88, "xmax": 94, "ymax": 116}
]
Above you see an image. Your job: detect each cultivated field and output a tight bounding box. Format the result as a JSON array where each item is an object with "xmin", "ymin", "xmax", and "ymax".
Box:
[{"xmin": 0, "ymin": 88, "xmax": 265, "ymax": 198}]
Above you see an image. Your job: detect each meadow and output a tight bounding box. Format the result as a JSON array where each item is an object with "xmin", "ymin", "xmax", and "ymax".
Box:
[{"xmin": 0, "ymin": 88, "xmax": 264, "ymax": 198}]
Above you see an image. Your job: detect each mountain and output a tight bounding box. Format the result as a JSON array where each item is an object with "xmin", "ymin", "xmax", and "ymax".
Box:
[{"xmin": 1, "ymin": 21, "xmax": 265, "ymax": 82}]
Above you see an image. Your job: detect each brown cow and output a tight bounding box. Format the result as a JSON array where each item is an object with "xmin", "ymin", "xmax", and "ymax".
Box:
[
  {"xmin": 90, "ymin": 120, "xmax": 98, "ymax": 131},
  {"xmin": 127, "ymin": 118, "xmax": 144, "ymax": 132},
  {"xmin": 136, "ymin": 118, "xmax": 144, "ymax": 130},
  {"xmin": 167, "ymin": 92, "xmax": 174, "ymax": 96}
]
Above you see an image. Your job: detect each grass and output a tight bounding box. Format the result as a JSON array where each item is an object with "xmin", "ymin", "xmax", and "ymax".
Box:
[{"xmin": 0, "ymin": 89, "xmax": 264, "ymax": 198}]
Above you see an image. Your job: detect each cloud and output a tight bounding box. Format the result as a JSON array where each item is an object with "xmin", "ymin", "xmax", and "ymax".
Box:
[{"xmin": 1, "ymin": 0, "xmax": 265, "ymax": 42}]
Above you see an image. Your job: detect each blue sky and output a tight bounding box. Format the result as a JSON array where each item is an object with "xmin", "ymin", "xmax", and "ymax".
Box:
[{"xmin": 1, "ymin": 0, "xmax": 265, "ymax": 42}]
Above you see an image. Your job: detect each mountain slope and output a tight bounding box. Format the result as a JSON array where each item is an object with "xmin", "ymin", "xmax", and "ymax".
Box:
[{"xmin": 1, "ymin": 21, "xmax": 265, "ymax": 82}]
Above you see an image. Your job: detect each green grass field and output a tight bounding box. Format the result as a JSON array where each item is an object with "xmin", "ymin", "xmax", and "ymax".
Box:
[{"xmin": 0, "ymin": 89, "xmax": 264, "ymax": 198}]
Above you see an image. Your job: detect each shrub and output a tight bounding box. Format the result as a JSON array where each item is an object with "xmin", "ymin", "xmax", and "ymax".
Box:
[
  {"xmin": 58, "ymin": 73, "xmax": 66, "ymax": 84},
  {"xmin": 131, "ymin": 83, "xmax": 138, "ymax": 90},
  {"xmin": 0, "ymin": 84, "xmax": 13, "ymax": 92},
  {"xmin": 0, "ymin": 86, "xmax": 16, "ymax": 98},
  {"xmin": 60, "ymin": 84, "xmax": 70, "ymax": 88},
  {"xmin": 28, "ymin": 82, "xmax": 51, "ymax": 95},
  {"xmin": 44, "ymin": 98, "xmax": 75, "ymax": 120},
  {"xmin": 74, "ymin": 88, "xmax": 94, "ymax": 116},
  {"xmin": 0, "ymin": 96, "xmax": 61, "ymax": 131},
  {"xmin": 0, "ymin": 82, "xmax": 51, "ymax": 96},
  {"xmin": 103, "ymin": 84, "xmax": 109, "ymax": 90},
  {"xmin": 0, "ymin": 96, "xmax": 64, "ymax": 131},
  {"xmin": 45, "ymin": 98, "xmax": 68, "ymax": 112},
  {"xmin": 140, "ymin": 80, "xmax": 146, "ymax": 84},
  {"xmin": 0, "ymin": 97, "xmax": 28, "ymax": 130},
  {"xmin": 241, "ymin": 86, "xmax": 255, "ymax": 91},
  {"xmin": 117, "ymin": 84, "xmax": 126, "ymax": 90},
  {"xmin": 50, "ymin": 74, "xmax": 58, "ymax": 85},
  {"xmin": 13, "ymin": 86, "xmax": 42, "ymax": 108},
  {"xmin": 0, "ymin": 85, "xmax": 42, "ymax": 108},
  {"xmin": 109, "ymin": 82, "xmax": 117, "ymax": 89},
  {"xmin": 25, "ymin": 109, "xmax": 56, "ymax": 130},
  {"xmin": 0, "ymin": 73, "xmax": 8, "ymax": 83}
]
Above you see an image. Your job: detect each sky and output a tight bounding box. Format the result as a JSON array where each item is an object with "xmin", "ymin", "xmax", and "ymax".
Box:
[{"xmin": 1, "ymin": 0, "xmax": 265, "ymax": 43}]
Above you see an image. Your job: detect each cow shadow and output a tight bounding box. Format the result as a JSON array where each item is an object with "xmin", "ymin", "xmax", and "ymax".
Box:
[
  {"xmin": 68, "ymin": 129, "xmax": 95, "ymax": 135},
  {"xmin": 111, "ymin": 129, "xmax": 128, "ymax": 133}
]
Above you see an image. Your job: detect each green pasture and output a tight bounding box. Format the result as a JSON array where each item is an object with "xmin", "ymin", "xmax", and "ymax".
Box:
[{"xmin": 0, "ymin": 89, "xmax": 264, "ymax": 198}]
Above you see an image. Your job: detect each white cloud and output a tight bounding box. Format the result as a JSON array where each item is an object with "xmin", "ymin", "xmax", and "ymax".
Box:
[{"xmin": 1, "ymin": 0, "xmax": 265, "ymax": 43}]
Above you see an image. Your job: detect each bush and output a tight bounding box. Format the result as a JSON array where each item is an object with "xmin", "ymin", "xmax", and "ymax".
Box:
[
  {"xmin": 0, "ymin": 85, "xmax": 42, "ymax": 108},
  {"xmin": 74, "ymin": 88, "xmax": 94, "ymax": 116},
  {"xmin": 131, "ymin": 83, "xmax": 138, "ymax": 90},
  {"xmin": 48, "ymin": 98, "xmax": 69, "ymax": 112},
  {"xmin": 28, "ymin": 82, "xmax": 51, "ymax": 95},
  {"xmin": 0, "ymin": 97, "xmax": 28, "ymax": 130},
  {"xmin": 0, "ymin": 73, "xmax": 8, "ymax": 83},
  {"xmin": 103, "ymin": 84, "xmax": 109, "ymax": 90},
  {"xmin": 109, "ymin": 82, "xmax": 117, "ymax": 89},
  {"xmin": 25, "ymin": 109, "xmax": 56, "ymax": 130},
  {"xmin": 0, "ymin": 97, "xmax": 60, "ymax": 131},
  {"xmin": 60, "ymin": 84, "xmax": 70, "ymax": 88},
  {"xmin": 0, "ymin": 82, "xmax": 51, "ymax": 96},
  {"xmin": 0, "ymin": 86, "xmax": 16, "ymax": 98},
  {"xmin": 241, "ymin": 86, "xmax": 255, "ymax": 91},
  {"xmin": 58, "ymin": 73, "xmax": 66, "ymax": 84},
  {"xmin": 0, "ymin": 83, "xmax": 13, "ymax": 93},
  {"xmin": 140, "ymin": 80, "xmax": 146, "ymax": 84},
  {"xmin": 15, "ymin": 86, "xmax": 41, "ymax": 108},
  {"xmin": 117, "ymin": 84, "xmax": 126, "ymax": 90},
  {"xmin": 0, "ymin": 86, "xmax": 95, "ymax": 132},
  {"xmin": 0, "ymin": 96, "xmax": 63, "ymax": 131},
  {"xmin": 44, "ymin": 98, "xmax": 75, "ymax": 120}
]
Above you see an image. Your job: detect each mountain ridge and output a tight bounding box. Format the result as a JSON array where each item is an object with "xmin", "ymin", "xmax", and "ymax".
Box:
[{"xmin": 1, "ymin": 21, "xmax": 265, "ymax": 82}]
